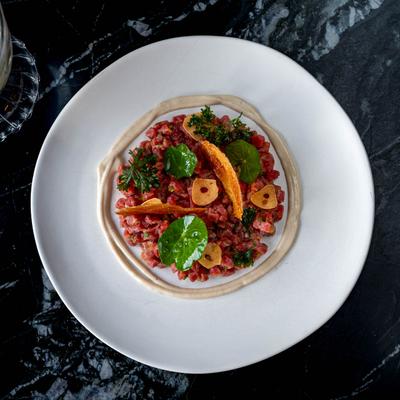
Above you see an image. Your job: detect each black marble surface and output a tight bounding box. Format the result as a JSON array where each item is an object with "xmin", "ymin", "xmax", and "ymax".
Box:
[{"xmin": 1, "ymin": 0, "xmax": 399, "ymax": 398}]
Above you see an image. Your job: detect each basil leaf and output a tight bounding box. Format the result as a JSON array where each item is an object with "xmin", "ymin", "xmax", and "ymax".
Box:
[
  {"xmin": 158, "ymin": 215, "xmax": 208, "ymax": 271},
  {"xmin": 224, "ymin": 139, "xmax": 261, "ymax": 184},
  {"xmin": 164, "ymin": 144, "xmax": 197, "ymax": 179}
]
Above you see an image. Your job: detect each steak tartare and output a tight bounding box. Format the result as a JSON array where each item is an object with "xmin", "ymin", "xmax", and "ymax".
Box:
[{"xmin": 115, "ymin": 106, "xmax": 284, "ymax": 282}]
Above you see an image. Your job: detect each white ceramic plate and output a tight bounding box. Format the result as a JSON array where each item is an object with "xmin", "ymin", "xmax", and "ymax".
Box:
[{"xmin": 31, "ymin": 36, "xmax": 374, "ymax": 373}]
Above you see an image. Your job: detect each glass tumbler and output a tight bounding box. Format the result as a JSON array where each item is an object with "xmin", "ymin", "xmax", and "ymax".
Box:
[
  {"xmin": 0, "ymin": 4, "xmax": 39, "ymax": 141},
  {"xmin": 0, "ymin": 5, "xmax": 12, "ymax": 92}
]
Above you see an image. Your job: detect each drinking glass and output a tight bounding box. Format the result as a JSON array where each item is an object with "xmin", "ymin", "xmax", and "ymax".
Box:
[{"xmin": 0, "ymin": 4, "xmax": 39, "ymax": 141}]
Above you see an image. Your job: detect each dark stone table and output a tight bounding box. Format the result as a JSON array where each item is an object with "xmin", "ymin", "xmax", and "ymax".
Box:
[{"xmin": 1, "ymin": 0, "xmax": 399, "ymax": 398}]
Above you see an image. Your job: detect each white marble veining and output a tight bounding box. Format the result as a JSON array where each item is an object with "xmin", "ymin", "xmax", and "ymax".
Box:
[
  {"xmin": 39, "ymin": 0, "xmax": 387, "ymax": 103},
  {"xmin": 310, "ymin": 0, "xmax": 385, "ymax": 60},
  {"xmin": 235, "ymin": 0, "xmax": 386, "ymax": 61},
  {"xmin": 0, "ymin": 280, "xmax": 17, "ymax": 290},
  {"xmin": 126, "ymin": 20, "xmax": 153, "ymax": 37},
  {"xmin": 332, "ymin": 344, "xmax": 400, "ymax": 399},
  {"xmin": 39, "ymin": 0, "xmax": 220, "ymax": 101}
]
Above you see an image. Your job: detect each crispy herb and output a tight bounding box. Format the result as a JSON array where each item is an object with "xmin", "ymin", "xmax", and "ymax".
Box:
[
  {"xmin": 242, "ymin": 208, "xmax": 257, "ymax": 230},
  {"xmin": 233, "ymin": 249, "xmax": 254, "ymax": 267},
  {"xmin": 200, "ymin": 105, "xmax": 214, "ymax": 122},
  {"xmin": 117, "ymin": 148, "xmax": 159, "ymax": 193},
  {"xmin": 230, "ymin": 112, "xmax": 252, "ymax": 142},
  {"xmin": 188, "ymin": 106, "xmax": 253, "ymax": 146},
  {"xmin": 188, "ymin": 106, "xmax": 215, "ymax": 140},
  {"xmin": 231, "ymin": 112, "xmax": 244, "ymax": 128},
  {"xmin": 213, "ymin": 124, "xmax": 228, "ymax": 146}
]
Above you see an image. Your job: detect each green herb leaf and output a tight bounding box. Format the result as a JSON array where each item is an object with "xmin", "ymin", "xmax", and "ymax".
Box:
[
  {"xmin": 117, "ymin": 148, "xmax": 160, "ymax": 193},
  {"xmin": 242, "ymin": 208, "xmax": 257, "ymax": 230},
  {"xmin": 199, "ymin": 105, "xmax": 214, "ymax": 122},
  {"xmin": 188, "ymin": 106, "xmax": 252, "ymax": 146},
  {"xmin": 224, "ymin": 139, "xmax": 261, "ymax": 183},
  {"xmin": 230, "ymin": 112, "xmax": 252, "ymax": 142},
  {"xmin": 233, "ymin": 249, "xmax": 254, "ymax": 267},
  {"xmin": 230, "ymin": 112, "xmax": 244, "ymax": 128},
  {"xmin": 188, "ymin": 108, "xmax": 214, "ymax": 140},
  {"xmin": 164, "ymin": 144, "xmax": 197, "ymax": 179},
  {"xmin": 158, "ymin": 215, "xmax": 208, "ymax": 271}
]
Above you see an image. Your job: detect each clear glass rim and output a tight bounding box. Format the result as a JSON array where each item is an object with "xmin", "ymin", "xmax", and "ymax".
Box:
[{"xmin": 0, "ymin": 4, "xmax": 12, "ymax": 91}]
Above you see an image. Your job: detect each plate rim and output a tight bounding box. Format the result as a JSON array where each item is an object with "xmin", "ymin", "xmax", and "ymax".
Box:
[{"xmin": 31, "ymin": 35, "xmax": 375, "ymax": 373}]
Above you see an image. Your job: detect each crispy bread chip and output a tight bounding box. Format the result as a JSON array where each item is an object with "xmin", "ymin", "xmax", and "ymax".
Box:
[
  {"xmin": 192, "ymin": 178, "xmax": 219, "ymax": 206},
  {"xmin": 141, "ymin": 198, "xmax": 162, "ymax": 206},
  {"xmin": 198, "ymin": 243, "xmax": 222, "ymax": 269},
  {"xmin": 116, "ymin": 202, "xmax": 206, "ymax": 216},
  {"xmin": 250, "ymin": 184, "xmax": 278, "ymax": 210},
  {"xmin": 200, "ymin": 140, "xmax": 243, "ymax": 219}
]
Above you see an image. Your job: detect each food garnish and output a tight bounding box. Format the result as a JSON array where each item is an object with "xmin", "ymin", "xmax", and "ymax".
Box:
[
  {"xmin": 229, "ymin": 113, "xmax": 252, "ymax": 142},
  {"xmin": 225, "ymin": 139, "xmax": 261, "ymax": 184},
  {"xmin": 250, "ymin": 184, "xmax": 278, "ymax": 209},
  {"xmin": 158, "ymin": 215, "xmax": 208, "ymax": 271},
  {"xmin": 242, "ymin": 207, "xmax": 257, "ymax": 230},
  {"xmin": 182, "ymin": 113, "xmax": 204, "ymax": 141},
  {"xmin": 198, "ymin": 243, "xmax": 222, "ymax": 269},
  {"xmin": 191, "ymin": 178, "xmax": 219, "ymax": 206},
  {"xmin": 116, "ymin": 203, "xmax": 206, "ymax": 216},
  {"xmin": 200, "ymin": 140, "xmax": 243, "ymax": 220},
  {"xmin": 183, "ymin": 106, "xmax": 252, "ymax": 146},
  {"xmin": 141, "ymin": 198, "xmax": 162, "ymax": 206},
  {"xmin": 117, "ymin": 148, "xmax": 159, "ymax": 193},
  {"xmin": 164, "ymin": 143, "xmax": 197, "ymax": 179},
  {"xmin": 233, "ymin": 249, "xmax": 254, "ymax": 267}
]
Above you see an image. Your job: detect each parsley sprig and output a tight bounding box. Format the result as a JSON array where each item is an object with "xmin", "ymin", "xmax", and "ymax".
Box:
[
  {"xmin": 242, "ymin": 208, "xmax": 257, "ymax": 230},
  {"xmin": 117, "ymin": 148, "xmax": 160, "ymax": 193},
  {"xmin": 233, "ymin": 249, "xmax": 254, "ymax": 267},
  {"xmin": 188, "ymin": 106, "xmax": 253, "ymax": 146},
  {"xmin": 188, "ymin": 105, "xmax": 215, "ymax": 140},
  {"xmin": 231, "ymin": 113, "xmax": 251, "ymax": 139}
]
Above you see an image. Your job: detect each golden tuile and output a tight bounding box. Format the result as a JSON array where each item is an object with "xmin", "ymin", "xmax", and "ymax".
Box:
[
  {"xmin": 116, "ymin": 202, "xmax": 206, "ymax": 216},
  {"xmin": 200, "ymin": 140, "xmax": 243, "ymax": 219}
]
